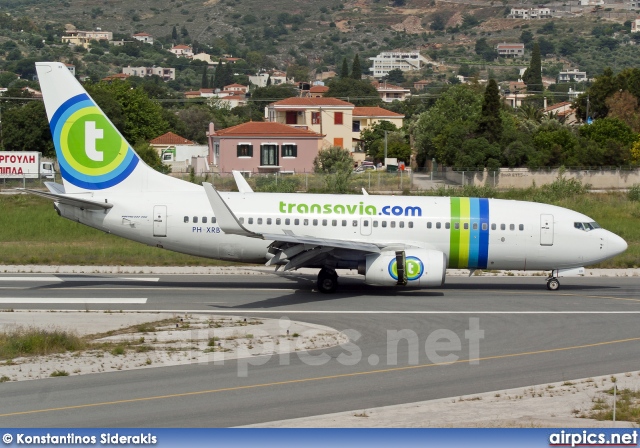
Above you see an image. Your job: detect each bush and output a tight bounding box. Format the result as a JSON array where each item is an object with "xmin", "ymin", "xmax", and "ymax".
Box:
[
  {"xmin": 0, "ymin": 327, "xmax": 85, "ymax": 360},
  {"xmin": 628, "ymin": 184, "xmax": 640, "ymax": 202}
]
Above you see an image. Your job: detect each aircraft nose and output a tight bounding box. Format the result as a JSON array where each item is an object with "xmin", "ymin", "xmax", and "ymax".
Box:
[{"xmin": 607, "ymin": 231, "xmax": 628, "ymax": 256}]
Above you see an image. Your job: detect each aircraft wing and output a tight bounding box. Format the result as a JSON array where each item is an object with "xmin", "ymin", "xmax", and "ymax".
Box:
[
  {"xmin": 17, "ymin": 188, "xmax": 113, "ymax": 210},
  {"xmin": 203, "ymin": 183, "xmax": 422, "ymax": 271}
]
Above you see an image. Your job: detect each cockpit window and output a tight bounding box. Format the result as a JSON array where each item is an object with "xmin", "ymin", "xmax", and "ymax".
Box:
[{"xmin": 574, "ymin": 221, "xmax": 601, "ymax": 232}]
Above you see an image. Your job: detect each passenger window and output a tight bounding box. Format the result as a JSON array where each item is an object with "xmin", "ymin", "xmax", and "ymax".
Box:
[
  {"xmin": 248, "ymin": 218, "xmax": 253, "ymax": 225},
  {"xmin": 454, "ymin": 223, "xmax": 460, "ymax": 230},
  {"xmin": 373, "ymin": 221, "xmax": 378, "ymax": 227},
  {"xmin": 257, "ymin": 218, "xmax": 262, "ymax": 225},
  {"xmin": 193, "ymin": 216, "xmax": 198, "ymax": 223},
  {"xmin": 519, "ymin": 224, "xmax": 524, "ymax": 231},
  {"xmin": 390, "ymin": 221, "xmax": 396, "ymax": 228},
  {"xmin": 303, "ymin": 219, "xmax": 309, "ymax": 226},
  {"xmin": 267, "ymin": 218, "xmax": 272, "ymax": 225},
  {"xmin": 408, "ymin": 222, "xmax": 413, "ymax": 229},
  {"xmin": 399, "ymin": 222, "xmax": 405, "ymax": 228},
  {"xmin": 294, "ymin": 219, "xmax": 300, "ymax": 225},
  {"xmin": 184, "ymin": 216, "xmax": 189, "ymax": 223},
  {"xmin": 436, "ymin": 222, "xmax": 441, "ymax": 229},
  {"xmin": 509, "ymin": 224, "xmax": 515, "ymax": 231},
  {"xmin": 322, "ymin": 220, "xmax": 327, "ymax": 226},
  {"xmin": 491, "ymin": 223, "xmax": 496, "ymax": 230},
  {"xmin": 363, "ymin": 220, "xmax": 369, "ymax": 227},
  {"xmin": 445, "ymin": 222, "xmax": 450, "ymax": 229},
  {"xmin": 352, "ymin": 220, "xmax": 358, "ymax": 227},
  {"xmin": 276, "ymin": 218, "xmax": 281, "ymax": 225},
  {"xmin": 500, "ymin": 224, "xmax": 505, "ymax": 231},
  {"xmin": 239, "ymin": 217, "xmax": 244, "ymax": 224},
  {"xmin": 472, "ymin": 223, "xmax": 478, "ymax": 230},
  {"xmin": 342, "ymin": 220, "xmax": 347, "ymax": 226},
  {"xmin": 203, "ymin": 217, "xmax": 208, "ymax": 224},
  {"xmin": 332, "ymin": 220, "xmax": 337, "ymax": 226},
  {"xmin": 382, "ymin": 221, "xmax": 387, "ymax": 228},
  {"xmin": 482, "ymin": 223, "xmax": 488, "ymax": 231},
  {"xmin": 464, "ymin": 223, "xmax": 469, "ymax": 230},
  {"xmin": 427, "ymin": 222, "xmax": 432, "ymax": 229},
  {"xmin": 212, "ymin": 217, "xmax": 217, "ymax": 224},
  {"xmin": 312, "ymin": 219, "xmax": 318, "ymax": 226},
  {"xmin": 285, "ymin": 218, "xmax": 290, "ymax": 225}
]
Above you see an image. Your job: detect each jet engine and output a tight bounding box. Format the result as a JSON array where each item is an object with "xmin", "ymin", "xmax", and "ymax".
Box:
[{"xmin": 358, "ymin": 249, "xmax": 446, "ymax": 287}]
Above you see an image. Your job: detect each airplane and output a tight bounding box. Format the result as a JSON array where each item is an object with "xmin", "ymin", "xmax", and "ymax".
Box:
[{"xmin": 24, "ymin": 62, "xmax": 628, "ymax": 294}]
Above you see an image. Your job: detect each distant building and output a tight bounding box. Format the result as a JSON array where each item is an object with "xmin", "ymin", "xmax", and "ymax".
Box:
[
  {"xmin": 224, "ymin": 83, "xmax": 249, "ymax": 94},
  {"xmin": 102, "ymin": 73, "xmax": 130, "ymax": 82},
  {"xmin": 249, "ymin": 71, "xmax": 293, "ymax": 87},
  {"xmin": 122, "ymin": 66, "xmax": 176, "ymax": 81},
  {"xmin": 508, "ymin": 7, "xmax": 552, "ymax": 19},
  {"xmin": 184, "ymin": 89, "xmax": 216, "ymax": 99},
  {"xmin": 413, "ymin": 80, "xmax": 431, "ymax": 91},
  {"xmin": 631, "ymin": 18, "xmax": 640, "ymax": 33},
  {"xmin": 496, "ymin": 43, "xmax": 525, "ymax": 58},
  {"xmin": 192, "ymin": 53, "xmax": 214, "ymax": 64},
  {"xmin": 369, "ymin": 51, "xmax": 430, "ymax": 79},
  {"xmin": 544, "ymin": 101, "xmax": 577, "ymax": 124},
  {"xmin": 372, "ymin": 81, "xmax": 411, "ymax": 103},
  {"xmin": 65, "ymin": 63, "xmax": 75, "ymax": 76},
  {"xmin": 169, "ymin": 45, "xmax": 193, "ymax": 58},
  {"xmin": 62, "ymin": 29, "xmax": 113, "ymax": 48},
  {"xmin": 132, "ymin": 32, "xmax": 153, "ymax": 44},
  {"xmin": 558, "ymin": 69, "xmax": 587, "ymax": 83},
  {"xmin": 308, "ymin": 85, "xmax": 329, "ymax": 98}
]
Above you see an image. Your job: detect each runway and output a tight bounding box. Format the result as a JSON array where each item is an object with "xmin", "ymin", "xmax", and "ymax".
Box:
[{"xmin": 0, "ymin": 272, "xmax": 639, "ymax": 427}]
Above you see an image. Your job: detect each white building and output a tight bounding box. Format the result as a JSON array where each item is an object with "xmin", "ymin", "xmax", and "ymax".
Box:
[
  {"xmin": 62, "ymin": 30, "xmax": 113, "ymax": 48},
  {"xmin": 169, "ymin": 45, "xmax": 193, "ymax": 58},
  {"xmin": 508, "ymin": 8, "xmax": 552, "ymax": 19},
  {"xmin": 132, "ymin": 33, "xmax": 153, "ymax": 44},
  {"xmin": 632, "ymin": 18, "xmax": 640, "ymax": 33},
  {"xmin": 558, "ymin": 69, "xmax": 587, "ymax": 83},
  {"xmin": 122, "ymin": 66, "xmax": 176, "ymax": 81},
  {"xmin": 369, "ymin": 51, "xmax": 430, "ymax": 79},
  {"xmin": 496, "ymin": 43, "xmax": 525, "ymax": 58},
  {"xmin": 248, "ymin": 71, "xmax": 292, "ymax": 87}
]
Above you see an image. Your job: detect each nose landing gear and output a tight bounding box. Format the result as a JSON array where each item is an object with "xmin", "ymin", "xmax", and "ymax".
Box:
[{"xmin": 546, "ymin": 270, "xmax": 560, "ymax": 290}]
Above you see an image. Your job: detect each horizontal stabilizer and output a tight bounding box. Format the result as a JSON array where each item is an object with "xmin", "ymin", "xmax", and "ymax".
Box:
[{"xmin": 17, "ymin": 189, "xmax": 113, "ymax": 210}]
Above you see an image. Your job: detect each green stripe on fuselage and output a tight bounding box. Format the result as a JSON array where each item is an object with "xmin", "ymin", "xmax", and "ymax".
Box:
[
  {"xmin": 458, "ymin": 197, "xmax": 470, "ymax": 268},
  {"xmin": 449, "ymin": 197, "xmax": 460, "ymax": 268}
]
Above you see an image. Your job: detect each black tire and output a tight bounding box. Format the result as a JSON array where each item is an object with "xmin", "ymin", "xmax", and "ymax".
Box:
[
  {"xmin": 547, "ymin": 278, "xmax": 560, "ymax": 291},
  {"xmin": 317, "ymin": 271, "xmax": 338, "ymax": 294}
]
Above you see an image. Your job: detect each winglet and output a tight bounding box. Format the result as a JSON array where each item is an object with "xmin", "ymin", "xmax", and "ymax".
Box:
[
  {"xmin": 202, "ymin": 183, "xmax": 259, "ymax": 238},
  {"xmin": 362, "ymin": 188, "xmax": 369, "ymax": 196},
  {"xmin": 232, "ymin": 171, "xmax": 254, "ymax": 193}
]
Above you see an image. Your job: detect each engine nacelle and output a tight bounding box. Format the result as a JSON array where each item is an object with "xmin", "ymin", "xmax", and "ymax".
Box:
[{"xmin": 358, "ymin": 249, "xmax": 447, "ymax": 287}]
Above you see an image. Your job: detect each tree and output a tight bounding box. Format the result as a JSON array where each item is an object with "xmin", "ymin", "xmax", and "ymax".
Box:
[
  {"xmin": 386, "ymin": 69, "xmax": 406, "ymax": 84},
  {"xmin": 1, "ymin": 101, "xmax": 54, "ymax": 157},
  {"xmin": 371, "ymin": 131, "xmax": 411, "ymax": 162},
  {"xmin": 579, "ymin": 117, "xmax": 635, "ymax": 165},
  {"xmin": 476, "ymin": 79, "xmax": 502, "ymax": 144},
  {"xmin": 430, "ymin": 12, "xmax": 446, "ymax": 31},
  {"xmin": 176, "ymin": 106, "xmax": 214, "ymax": 143},
  {"xmin": 360, "ymin": 121, "xmax": 399, "ymax": 157},
  {"xmin": 606, "ymin": 90, "xmax": 640, "ymax": 132},
  {"xmin": 325, "ymin": 78, "xmax": 381, "ymax": 106},
  {"xmin": 351, "ymin": 54, "xmax": 362, "ymax": 80},
  {"xmin": 286, "ymin": 64, "xmax": 310, "ymax": 82},
  {"xmin": 574, "ymin": 68, "xmax": 617, "ymax": 120},
  {"xmin": 171, "ymin": 26, "xmax": 178, "ymax": 41},
  {"xmin": 340, "ymin": 57, "xmax": 349, "ymax": 78},
  {"xmin": 522, "ymin": 42, "xmax": 543, "ymax": 93},
  {"xmin": 537, "ymin": 37, "xmax": 555, "ymax": 56},
  {"xmin": 475, "ymin": 38, "xmax": 496, "ymax": 62},
  {"xmin": 520, "ymin": 30, "xmax": 534, "ymax": 45},
  {"xmin": 201, "ymin": 65, "xmax": 209, "ymax": 89},
  {"xmin": 313, "ymin": 146, "xmax": 354, "ymax": 193},
  {"xmin": 213, "ymin": 60, "xmax": 224, "ymax": 89},
  {"xmin": 134, "ymin": 142, "xmax": 170, "ymax": 174}
]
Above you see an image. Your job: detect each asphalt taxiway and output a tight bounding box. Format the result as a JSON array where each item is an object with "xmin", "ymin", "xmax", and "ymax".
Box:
[{"xmin": 0, "ymin": 272, "xmax": 638, "ymax": 427}]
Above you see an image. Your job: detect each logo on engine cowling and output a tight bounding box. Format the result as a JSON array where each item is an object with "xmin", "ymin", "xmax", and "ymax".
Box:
[{"xmin": 388, "ymin": 256, "xmax": 424, "ymax": 281}]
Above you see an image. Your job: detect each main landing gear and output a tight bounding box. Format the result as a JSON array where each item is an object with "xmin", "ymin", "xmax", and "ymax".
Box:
[
  {"xmin": 317, "ymin": 268, "xmax": 338, "ymax": 294},
  {"xmin": 546, "ymin": 270, "xmax": 560, "ymax": 291}
]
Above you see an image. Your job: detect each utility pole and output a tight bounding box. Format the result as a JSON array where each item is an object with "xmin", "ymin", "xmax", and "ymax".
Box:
[{"xmin": 384, "ymin": 130, "xmax": 388, "ymax": 166}]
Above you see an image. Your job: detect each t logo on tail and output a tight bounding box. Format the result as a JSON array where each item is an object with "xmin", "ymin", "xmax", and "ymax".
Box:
[{"xmin": 84, "ymin": 121, "xmax": 104, "ymax": 162}]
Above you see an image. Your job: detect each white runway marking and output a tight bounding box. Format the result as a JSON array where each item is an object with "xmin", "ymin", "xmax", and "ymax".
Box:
[
  {"xmin": 116, "ymin": 309, "xmax": 640, "ymax": 315},
  {"xmin": 0, "ymin": 298, "xmax": 148, "ymax": 304},
  {"xmin": 0, "ymin": 277, "xmax": 159, "ymax": 282}
]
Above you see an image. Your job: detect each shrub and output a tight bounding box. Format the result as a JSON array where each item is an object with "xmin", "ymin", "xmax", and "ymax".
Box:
[{"xmin": 628, "ymin": 184, "xmax": 640, "ymax": 202}]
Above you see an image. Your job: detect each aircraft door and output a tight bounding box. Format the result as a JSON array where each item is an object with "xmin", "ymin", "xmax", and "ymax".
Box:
[
  {"xmin": 540, "ymin": 214, "xmax": 553, "ymax": 246},
  {"xmin": 153, "ymin": 205, "xmax": 167, "ymax": 237},
  {"xmin": 360, "ymin": 217, "xmax": 372, "ymax": 236}
]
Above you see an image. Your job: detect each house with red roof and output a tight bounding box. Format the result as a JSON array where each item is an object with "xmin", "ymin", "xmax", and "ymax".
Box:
[
  {"xmin": 266, "ymin": 97, "xmax": 355, "ymax": 150},
  {"xmin": 211, "ymin": 121, "xmax": 324, "ymax": 173},
  {"xmin": 351, "ymin": 106, "xmax": 405, "ymax": 163},
  {"xmin": 372, "ymin": 81, "xmax": 411, "ymax": 103},
  {"xmin": 170, "ymin": 45, "xmax": 193, "ymax": 58},
  {"xmin": 132, "ymin": 32, "xmax": 153, "ymax": 44},
  {"xmin": 308, "ymin": 85, "xmax": 329, "ymax": 98}
]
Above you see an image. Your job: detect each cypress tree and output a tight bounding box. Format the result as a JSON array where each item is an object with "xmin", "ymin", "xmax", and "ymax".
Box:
[
  {"xmin": 522, "ymin": 42, "xmax": 543, "ymax": 93},
  {"xmin": 214, "ymin": 60, "xmax": 223, "ymax": 88},
  {"xmin": 201, "ymin": 65, "xmax": 208, "ymax": 89},
  {"xmin": 351, "ymin": 54, "xmax": 362, "ymax": 80},
  {"xmin": 340, "ymin": 57, "xmax": 349, "ymax": 79},
  {"xmin": 223, "ymin": 63, "xmax": 234, "ymax": 86},
  {"xmin": 476, "ymin": 79, "xmax": 502, "ymax": 144},
  {"xmin": 171, "ymin": 26, "xmax": 178, "ymax": 41}
]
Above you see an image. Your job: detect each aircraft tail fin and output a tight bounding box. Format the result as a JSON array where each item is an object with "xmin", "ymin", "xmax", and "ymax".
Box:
[{"xmin": 36, "ymin": 62, "xmax": 193, "ymax": 194}]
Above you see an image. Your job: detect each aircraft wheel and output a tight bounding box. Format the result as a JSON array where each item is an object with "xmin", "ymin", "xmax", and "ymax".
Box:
[
  {"xmin": 546, "ymin": 278, "xmax": 560, "ymax": 291},
  {"xmin": 317, "ymin": 269, "xmax": 338, "ymax": 294}
]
